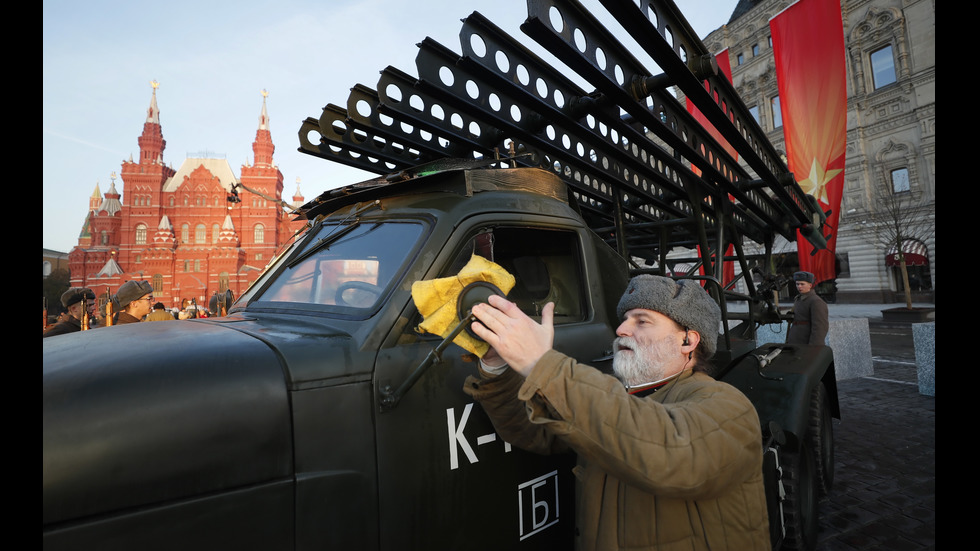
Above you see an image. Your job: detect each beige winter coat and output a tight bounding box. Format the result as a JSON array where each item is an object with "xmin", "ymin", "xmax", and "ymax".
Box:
[{"xmin": 464, "ymin": 349, "xmax": 770, "ymax": 551}]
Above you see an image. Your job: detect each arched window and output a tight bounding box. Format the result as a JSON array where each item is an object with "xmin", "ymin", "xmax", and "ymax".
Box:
[
  {"xmin": 254, "ymin": 224, "xmax": 265, "ymax": 244},
  {"xmin": 212, "ymin": 223, "xmax": 221, "ymax": 244},
  {"xmin": 195, "ymin": 224, "xmax": 206, "ymax": 243},
  {"xmin": 181, "ymin": 224, "xmax": 190, "ymax": 243},
  {"xmin": 101, "ymin": 230, "xmax": 109, "ymax": 246},
  {"xmin": 135, "ymin": 224, "xmax": 147, "ymax": 245},
  {"xmin": 152, "ymin": 274, "xmax": 164, "ymax": 292},
  {"xmin": 218, "ymin": 271, "xmax": 229, "ymax": 291}
]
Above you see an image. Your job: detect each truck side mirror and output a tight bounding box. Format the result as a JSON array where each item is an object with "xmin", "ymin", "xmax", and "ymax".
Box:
[
  {"xmin": 456, "ymin": 281, "xmax": 506, "ymax": 340},
  {"xmin": 381, "ymin": 280, "xmax": 507, "ymax": 411}
]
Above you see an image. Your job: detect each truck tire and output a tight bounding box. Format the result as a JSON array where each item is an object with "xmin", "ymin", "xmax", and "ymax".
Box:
[
  {"xmin": 779, "ymin": 440, "xmax": 819, "ymax": 551},
  {"xmin": 808, "ymin": 382, "xmax": 834, "ymax": 497}
]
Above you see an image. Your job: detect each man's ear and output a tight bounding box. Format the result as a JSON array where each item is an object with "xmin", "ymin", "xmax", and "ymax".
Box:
[{"xmin": 682, "ymin": 330, "xmax": 701, "ymax": 352}]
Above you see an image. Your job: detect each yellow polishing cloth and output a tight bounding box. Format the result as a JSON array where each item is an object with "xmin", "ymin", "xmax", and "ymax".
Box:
[{"xmin": 411, "ymin": 254, "xmax": 516, "ymax": 356}]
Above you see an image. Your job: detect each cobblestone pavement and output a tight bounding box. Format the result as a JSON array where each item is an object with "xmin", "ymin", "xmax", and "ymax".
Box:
[{"xmin": 814, "ymin": 322, "xmax": 935, "ymax": 551}]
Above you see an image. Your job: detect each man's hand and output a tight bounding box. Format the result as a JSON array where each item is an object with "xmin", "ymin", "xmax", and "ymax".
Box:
[{"xmin": 470, "ymin": 294, "xmax": 555, "ymax": 377}]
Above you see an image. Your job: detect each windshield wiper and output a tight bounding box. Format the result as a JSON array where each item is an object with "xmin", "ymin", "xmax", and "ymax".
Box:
[
  {"xmin": 284, "ymin": 200, "xmax": 382, "ymax": 269},
  {"xmin": 286, "ymin": 221, "xmax": 360, "ymax": 269}
]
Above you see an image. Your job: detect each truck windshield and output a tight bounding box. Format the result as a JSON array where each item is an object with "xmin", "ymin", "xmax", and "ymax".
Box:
[{"xmin": 250, "ymin": 221, "xmax": 424, "ymax": 309}]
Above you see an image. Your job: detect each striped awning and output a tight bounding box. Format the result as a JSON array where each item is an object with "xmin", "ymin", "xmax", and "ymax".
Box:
[
  {"xmin": 669, "ymin": 263, "xmax": 694, "ymax": 276},
  {"xmin": 886, "ymin": 239, "xmax": 929, "ymax": 266}
]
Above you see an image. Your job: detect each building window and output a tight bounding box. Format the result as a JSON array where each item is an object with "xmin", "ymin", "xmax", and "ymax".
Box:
[
  {"xmin": 194, "ymin": 259, "xmax": 201, "ymax": 272},
  {"xmin": 748, "ymin": 105, "xmax": 760, "ymax": 124},
  {"xmin": 836, "ymin": 252, "xmax": 851, "ymax": 278},
  {"xmin": 101, "ymin": 230, "xmax": 109, "ymax": 246},
  {"xmin": 254, "ymin": 224, "xmax": 265, "ymax": 244},
  {"xmin": 195, "ymin": 224, "xmax": 206, "ymax": 244},
  {"xmin": 890, "ymin": 167, "xmax": 910, "ymax": 193},
  {"xmin": 169, "ymin": 197, "xmax": 175, "ymax": 207},
  {"xmin": 212, "ymin": 223, "xmax": 220, "ymax": 244},
  {"xmin": 737, "ymin": 53, "xmax": 744, "ymax": 65},
  {"xmin": 135, "ymin": 224, "xmax": 147, "ymax": 245},
  {"xmin": 770, "ymin": 95, "xmax": 782, "ymax": 128},
  {"xmin": 870, "ymin": 45, "xmax": 897, "ymax": 89},
  {"xmin": 183, "ymin": 260, "xmax": 189, "ymax": 272},
  {"xmin": 152, "ymin": 274, "xmax": 163, "ymax": 292},
  {"xmin": 752, "ymin": 43, "xmax": 759, "ymax": 56},
  {"xmin": 181, "ymin": 224, "xmax": 190, "ymax": 243},
  {"xmin": 219, "ymin": 272, "xmax": 229, "ymax": 291}
]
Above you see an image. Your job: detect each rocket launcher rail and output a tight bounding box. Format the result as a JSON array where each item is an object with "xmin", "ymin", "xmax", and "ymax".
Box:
[{"xmin": 297, "ymin": 0, "xmax": 828, "ymax": 275}]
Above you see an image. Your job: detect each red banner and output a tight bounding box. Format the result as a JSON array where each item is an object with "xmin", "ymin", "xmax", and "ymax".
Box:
[{"xmin": 770, "ymin": 0, "xmax": 847, "ymax": 284}]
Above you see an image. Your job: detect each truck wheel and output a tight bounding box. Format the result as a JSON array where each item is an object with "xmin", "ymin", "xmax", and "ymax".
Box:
[
  {"xmin": 808, "ymin": 382, "xmax": 834, "ymax": 497},
  {"xmin": 779, "ymin": 440, "xmax": 819, "ymax": 551}
]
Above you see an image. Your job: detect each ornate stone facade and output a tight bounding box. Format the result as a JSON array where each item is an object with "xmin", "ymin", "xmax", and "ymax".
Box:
[
  {"xmin": 68, "ymin": 85, "xmax": 306, "ymax": 311},
  {"xmin": 699, "ymin": 0, "xmax": 935, "ymax": 303}
]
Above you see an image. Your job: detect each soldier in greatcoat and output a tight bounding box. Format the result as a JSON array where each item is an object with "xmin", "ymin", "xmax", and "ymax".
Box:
[{"xmin": 786, "ymin": 271, "xmax": 829, "ymax": 345}]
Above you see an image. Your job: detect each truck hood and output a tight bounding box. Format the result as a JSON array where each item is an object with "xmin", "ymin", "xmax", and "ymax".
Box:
[{"xmin": 42, "ymin": 316, "xmax": 353, "ymax": 526}]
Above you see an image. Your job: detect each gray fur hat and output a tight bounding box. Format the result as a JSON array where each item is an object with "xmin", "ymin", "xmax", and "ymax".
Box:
[
  {"xmin": 61, "ymin": 287, "xmax": 95, "ymax": 308},
  {"xmin": 793, "ymin": 271, "xmax": 815, "ymax": 283},
  {"xmin": 115, "ymin": 280, "xmax": 153, "ymax": 309},
  {"xmin": 616, "ymin": 275, "xmax": 722, "ymax": 358}
]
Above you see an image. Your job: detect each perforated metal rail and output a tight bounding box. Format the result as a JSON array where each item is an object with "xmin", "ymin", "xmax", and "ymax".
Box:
[{"xmin": 297, "ymin": 0, "xmax": 825, "ymax": 276}]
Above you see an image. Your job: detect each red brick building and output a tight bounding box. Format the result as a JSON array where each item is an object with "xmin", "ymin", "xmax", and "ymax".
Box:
[{"xmin": 69, "ymin": 83, "xmax": 306, "ymax": 311}]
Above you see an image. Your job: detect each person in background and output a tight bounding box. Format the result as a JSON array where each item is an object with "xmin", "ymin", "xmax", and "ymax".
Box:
[
  {"xmin": 465, "ymin": 275, "xmax": 770, "ymax": 550},
  {"xmin": 113, "ymin": 280, "xmax": 154, "ymax": 324},
  {"xmin": 43, "ymin": 288, "xmax": 97, "ymax": 337},
  {"xmin": 145, "ymin": 301, "xmax": 175, "ymax": 321},
  {"xmin": 786, "ymin": 271, "xmax": 829, "ymax": 345}
]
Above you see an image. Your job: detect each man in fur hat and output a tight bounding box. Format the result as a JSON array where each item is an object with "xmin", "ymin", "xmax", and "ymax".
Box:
[
  {"xmin": 112, "ymin": 280, "xmax": 154, "ymax": 324},
  {"xmin": 465, "ymin": 275, "xmax": 769, "ymax": 551},
  {"xmin": 786, "ymin": 271, "xmax": 829, "ymax": 345},
  {"xmin": 43, "ymin": 288, "xmax": 97, "ymax": 337}
]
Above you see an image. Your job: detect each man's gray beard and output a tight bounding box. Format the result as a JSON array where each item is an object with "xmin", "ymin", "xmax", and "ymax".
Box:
[{"xmin": 612, "ymin": 334, "xmax": 679, "ymax": 387}]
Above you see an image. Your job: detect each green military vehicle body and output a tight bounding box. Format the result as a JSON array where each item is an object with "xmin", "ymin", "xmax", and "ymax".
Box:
[{"xmin": 43, "ymin": 1, "xmax": 839, "ymax": 549}]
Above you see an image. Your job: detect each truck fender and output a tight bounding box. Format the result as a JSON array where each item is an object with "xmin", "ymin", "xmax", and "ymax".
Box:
[{"xmin": 719, "ymin": 343, "xmax": 836, "ymax": 451}]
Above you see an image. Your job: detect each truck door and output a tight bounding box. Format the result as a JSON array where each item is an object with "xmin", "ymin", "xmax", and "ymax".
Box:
[{"xmin": 372, "ymin": 222, "xmax": 614, "ymax": 550}]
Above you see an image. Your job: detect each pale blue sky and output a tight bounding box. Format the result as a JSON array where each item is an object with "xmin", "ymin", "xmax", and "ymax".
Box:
[{"xmin": 43, "ymin": 0, "xmax": 738, "ymax": 253}]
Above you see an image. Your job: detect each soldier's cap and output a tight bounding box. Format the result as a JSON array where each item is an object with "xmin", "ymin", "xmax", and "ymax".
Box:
[
  {"xmin": 793, "ymin": 271, "xmax": 815, "ymax": 284},
  {"xmin": 115, "ymin": 280, "xmax": 154, "ymax": 309},
  {"xmin": 616, "ymin": 275, "xmax": 721, "ymax": 358},
  {"xmin": 61, "ymin": 287, "xmax": 96, "ymax": 308}
]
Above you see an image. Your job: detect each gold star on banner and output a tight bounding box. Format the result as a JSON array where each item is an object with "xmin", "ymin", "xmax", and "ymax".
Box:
[{"xmin": 797, "ymin": 158, "xmax": 842, "ymax": 205}]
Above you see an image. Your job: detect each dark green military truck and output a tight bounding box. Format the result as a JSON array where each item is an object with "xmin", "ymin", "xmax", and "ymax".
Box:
[{"xmin": 43, "ymin": 1, "xmax": 838, "ymax": 549}]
